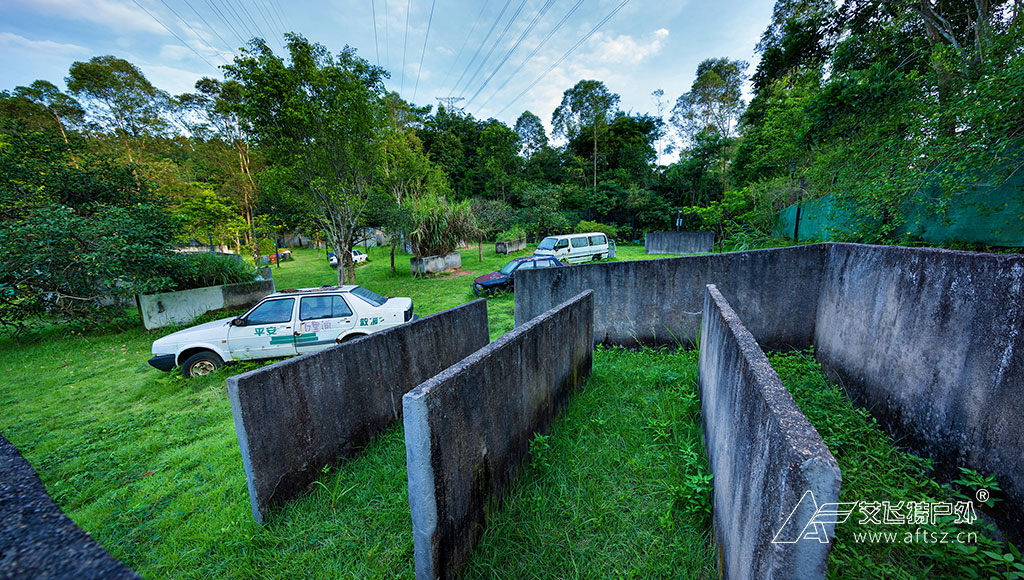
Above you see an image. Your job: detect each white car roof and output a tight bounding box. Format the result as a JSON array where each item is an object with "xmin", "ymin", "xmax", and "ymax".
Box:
[{"xmin": 266, "ymin": 285, "xmax": 358, "ymax": 298}]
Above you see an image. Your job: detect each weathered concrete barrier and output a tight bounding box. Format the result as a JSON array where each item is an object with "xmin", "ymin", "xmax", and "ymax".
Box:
[
  {"xmin": 699, "ymin": 285, "xmax": 841, "ymax": 579},
  {"xmin": 0, "ymin": 436, "xmax": 140, "ymax": 579},
  {"xmin": 410, "ymin": 251, "xmax": 462, "ymax": 276},
  {"xmin": 515, "ymin": 244, "xmax": 825, "ymax": 349},
  {"xmin": 815, "ymin": 243, "xmax": 1024, "ymax": 537},
  {"xmin": 495, "ymin": 237, "xmax": 526, "ymax": 254},
  {"xmin": 228, "ymin": 300, "xmax": 490, "ymax": 524},
  {"xmin": 403, "ymin": 291, "xmax": 594, "ymax": 580},
  {"xmin": 137, "ymin": 279, "xmax": 274, "ymax": 330},
  {"xmin": 645, "ymin": 230, "xmax": 715, "ymax": 254}
]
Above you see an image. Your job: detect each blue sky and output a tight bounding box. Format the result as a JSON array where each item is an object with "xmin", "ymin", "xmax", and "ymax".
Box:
[{"xmin": 1, "ymin": 0, "xmax": 775, "ymax": 156}]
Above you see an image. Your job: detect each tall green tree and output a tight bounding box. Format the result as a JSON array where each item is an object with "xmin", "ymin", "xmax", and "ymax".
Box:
[
  {"xmin": 225, "ymin": 34, "xmax": 388, "ymax": 284},
  {"xmin": 513, "ymin": 110, "xmax": 548, "ymax": 159},
  {"xmin": 552, "ymin": 80, "xmax": 620, "ymax": 202},
  {"xmin": 13, "ymin": 80, "xmax": 84, "ymax": 147},
  {"xmin": 670, "ymin": 58, "xmax": 749, "ymax": 143}
]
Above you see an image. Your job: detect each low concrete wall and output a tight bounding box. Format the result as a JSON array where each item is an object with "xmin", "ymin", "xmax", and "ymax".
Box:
[
  {"xmin": 0, "ymin": 436, "xmax": 140, "ymax": 579},
  {"xmin": 699, "ymin": 285, "xmax": 841, "ymax": 579},
  {"xmin": 645, "ymin": 230, "xmax": 715, "ymax": 254},
  {"xmin": 495, "ymin": 237, "xmax": 526, "ymax": 254},
  {"xmin": 227, "ymin": 300, "xmax": 490, "ymax": 524},
  {"xmin": 403, "ymin": 291, "xmax": 594, "ymax": 580},
  {"xmin": 410, "ymin": 251, "xmax": 462, "ymax": 276},
  {"xmin": 138, "ymin": 279, "xmax": 274, "ymax": 330},
  {"xmin": 514, "ymin": 245, "xmax": 825, "ymax": 349},
  {"xmin": 815, "ymin": 244, "xmax": 1024, "ymax": 536}
]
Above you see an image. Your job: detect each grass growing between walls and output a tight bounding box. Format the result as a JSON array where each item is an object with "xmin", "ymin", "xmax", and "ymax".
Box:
[{"xmin": 771, "ymin": 349, "xmax": 1024, "ymax": 580}]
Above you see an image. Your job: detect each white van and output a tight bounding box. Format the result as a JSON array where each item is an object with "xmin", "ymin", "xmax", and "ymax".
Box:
[{"xmin": 534, "ymin": 233, "xmax": 610, "ymax": 263}]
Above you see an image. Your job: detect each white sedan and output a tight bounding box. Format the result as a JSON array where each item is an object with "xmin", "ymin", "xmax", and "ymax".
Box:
[
  {"xmin": 148, "ymin": 285, "xmax": 414, "ymax": 377},
  {"xmin": 329, "ymin": 249, "xmax": 368, "ymax": 267}
]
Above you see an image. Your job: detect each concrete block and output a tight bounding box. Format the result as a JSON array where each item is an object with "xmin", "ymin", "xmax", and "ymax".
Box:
[
  {"xmin": 410, "ymin": 252, "xmax": 462, "ymax": 276},
  {"xmin": 495, "ymin": 238, "xmax": 526, "ymax": 255},
  {"xmin": 699, "ymin": 285, "xmax": 841, "ymax": 580},
  {"xmin": 137, "ymin": 279, "xmax": 274, "ymax": 330},
  {"xmin": 0, "ymin": 437, "xmax": 139, "ymax": 580},
  {"xmin": 227, "ymin": 299, "xmax": 490, "ymax": 524},
  {"xmin": 514, "ymin": 244, "xmax": 825, "ymax": 349},
  {"xmin": 403, "ymin": 291, "xmax": 594, "ymax": 580},
  {"xmin": 645, "ymin": 231, "xmax": 715, "ymax": 254}
]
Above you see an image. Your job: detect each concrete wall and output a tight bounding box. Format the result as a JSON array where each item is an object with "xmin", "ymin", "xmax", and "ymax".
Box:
[
  {"xmin": 495, "ymin": 237, "xmax": 526, "ymax": 254},
  {"xmin": 403, "ymin": 291, "xmax": 594, "ymax": 580},
  {"xmin": 410, "ymin": 251, "xmax": 462, "ymax": 276},
  {"xmin": 514, "ymin": 244, "xmax": 825, "ymax": 350},
  {"xmin": 815, "ymin": 244, "xmax": 1024, "ymax": 535},
  {"xmin": 227, "ymin": 300, "xmax": 490, "ymax": 524},
  {"xmin": 699, "ymin": 285, "xmax": 841, "ymax": 580},
  {"xmin": 645, "ymin": 230, "xmax": 715, "ymax": 254},
  {"xmin": 138, "ymin": 279, "xmax": 274, "ymax": 330},
  {"xmin": 0, "ymin": 436, "xmax": 140, "ymax": 579}
]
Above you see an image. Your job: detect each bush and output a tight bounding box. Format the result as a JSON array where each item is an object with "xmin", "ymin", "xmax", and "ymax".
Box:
[
  {"xmin": 574, "ymin": 220, "xmax": 618, "ymax": 239},
  {"xmin": 409, "ymin": 193, "xmax": 477, "ymax": 257},
  {"xmin": 496, "ymin": 225, "xmax": 527, "ymax": 242},
  {"xmin": 164, "ymin": 252, "xmax": 257, "ymax": 291}
]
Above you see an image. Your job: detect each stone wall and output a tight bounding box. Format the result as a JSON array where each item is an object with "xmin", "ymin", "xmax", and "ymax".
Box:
[
  {"xmin": 227, "ymin": 300, "xmax": 490, "ymax": 524},
  {"xmin": 410, "ymin": 251, "xmax": 462, "ymax": 276},
  {"xmin": 0, "ymin": 436, "xmax": 140, "ymax": 579},
  {"xmin": 644, "ymin": 230, "xmax": 715, "ymax": 254},
  {"xmin": 495, "ymin": 237, "xmax": 527, "ymax": 255},
  {"xmin": 403, "ymin": 291, "xmax": 594, "ymax": 580},
  {"xmin": 699, "ymin": 285, "xmax": 841, "ymax": 579},
  {"xmin": 137, "ymin": 279, "xmax": 274, "ymax": 330}
]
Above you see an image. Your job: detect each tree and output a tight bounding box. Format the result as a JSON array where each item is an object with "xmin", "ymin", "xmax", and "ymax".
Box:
[
  {"xmin": 66, "ymin": 56, "xmax": 169, "ymax": 164},
  {"xmin": 670, "ymin": 58, "xmax": 749, "ymax": 144},
  {"xmin": 513, "ymin": 110, "xmax": 548, "ymax": 159},
  {"xmin": 225, "ymin": 34, "xmax": 388, "ymax": 285},
  {"xmin": 552, "ymin": 80, "xmax": 620, "ymax": 202},
  {"xmin": 13, "ymin": 80, "xmax": 84, "ymax": 146}
]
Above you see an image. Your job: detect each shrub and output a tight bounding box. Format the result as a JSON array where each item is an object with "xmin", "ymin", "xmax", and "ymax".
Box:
[
  {"xmin": 409, "ymin": 193, "xmax": 478, "ymax": 257},
  {"xmin": 496, "ymin": 225, "xmax": 527, "ymax": 242},
  {"xmin": 158, "ymin": 252, "xmax": 257, "ymax": 292},
  {"xmin": 574, "ymin": 220, "xmax": 617, "ymax": 239}
]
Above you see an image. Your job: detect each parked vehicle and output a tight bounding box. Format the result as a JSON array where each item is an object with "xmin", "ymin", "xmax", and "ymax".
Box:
[
  {"xmin": 472, "ymin": 256, "xmax": 564, "ymax": 296},
  {"xmin": 148, "ymin": 285, "xmax": 415, "ymax": 377},
  {"xmin": 328, "ymin": 249, "xmax": 368, "ymax": 267},
  {"xmin": 533, "ymin": 233, "xmax": 610, "ymax": 263}
]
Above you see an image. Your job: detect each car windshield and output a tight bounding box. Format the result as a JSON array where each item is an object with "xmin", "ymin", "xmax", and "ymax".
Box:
[
  {"xmin": 350, "ymin": 286, "xmax": 387, "ymax": 307},
  {"xmin": 536, "ymin": 237, "xmax": 557, "ymax": 250},
  {"xmin": 499, "ymin": 261, "xmax": 520, "ymax": 275}
]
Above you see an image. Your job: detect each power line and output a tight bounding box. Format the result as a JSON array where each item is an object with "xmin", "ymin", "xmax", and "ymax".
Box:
[
  {"xmin": 412, "ymin": 0, "xmax": 437, "ymax": 102},
  {"xmin": 476, "ymin": 0, "xmax": 586, "ymax": 111},
  {"xmin": 201, "ymin": 0, "xmax": 247, "ymax": 48},
  {"xmin": 156, "ymin": 0, "xmax": 232, "ymax": 62},
  {"xmin": 456, "ymin": 0, "xmax": 529, "ymax": 97},
  {"xmin": 449, "ymin": 0, "xmax": 513, "ymax": 99},
  {"xmin": 179, "ymin": 0, "xmax": 236, "ymax": 56},
  {"xmin": 439, "ymin": 0, "xmax": 491, "ymax": 89},
  {"xmin": 401, "ymin": 0, "xmax": 412, "ymax": 93},
  {"xmin": 371, "ymin": 0, "xmax": 381, "ymax": 66},
  {"xmin": 464, "ymin": 0, "xmax": 557, "ymax": 108},
  {"xmin": 493, "ymin": 0, "xmax": 633, "ymax": 117},
  {"xmin": 384, "ymin": 0, "xmax": 390, "ymax": 70},
  {"xmin": 215, "ymin": 0, "xmax": 259, "ymax": 44},
  {"xmin": 129, "ymin": 0, "xmax": 219, "ymax": 70},
  {"xmin": 250, "ymin": 0, "xmax": 282, "ymax": 47},
  {"xmin": 228, "ymin": 0, "xmax": 267, "ymax": 41}
]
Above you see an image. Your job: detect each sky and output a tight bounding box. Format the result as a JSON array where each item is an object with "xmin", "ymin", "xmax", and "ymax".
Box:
[{"xmin": 1, "ymin": 0, "xmax": 776, "ymax": 160}]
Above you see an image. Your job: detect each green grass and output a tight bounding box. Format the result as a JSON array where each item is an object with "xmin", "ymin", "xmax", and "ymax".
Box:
[
  {"xmin": 0, "ymin": 244, "xmax": 714, "ymax": 579},
  {"xmin": 771, "ymin": 349, "xmax": 1022, "ymax": 580}
]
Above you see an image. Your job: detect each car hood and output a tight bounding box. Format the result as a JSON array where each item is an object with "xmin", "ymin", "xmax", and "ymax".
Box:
[
  {"xmin": 152, "ymin": 317, "xmax": 233, "ymax": 354},
  {"xmin": 474, "ymin": 272, "xmax": 506, "ymax": 284}
]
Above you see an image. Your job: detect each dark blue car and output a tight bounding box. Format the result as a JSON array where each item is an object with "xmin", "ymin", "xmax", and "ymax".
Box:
[{"xmin": 472, "ymin": 256, "xmax": 563, "ymax": 296}]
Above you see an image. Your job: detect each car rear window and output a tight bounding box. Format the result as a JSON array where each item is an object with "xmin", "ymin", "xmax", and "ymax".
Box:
[
  {"xmin": 300, "ymin": 295, "xmax": 354, "ymax": 320},
  {"xmin": 351, "ymin": 286, "xmax": 387, "ymax": 307}
]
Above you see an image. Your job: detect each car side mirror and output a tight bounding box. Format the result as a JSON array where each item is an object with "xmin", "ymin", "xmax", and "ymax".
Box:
[{"xmin": 231, "ymin": 318, "xmax": 248, "ymax": 327}]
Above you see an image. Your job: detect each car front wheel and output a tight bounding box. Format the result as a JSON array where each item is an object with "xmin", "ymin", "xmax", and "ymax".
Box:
[{"xmin": 181, "ymin": 351, "xmax": 223, "ymax": 377}]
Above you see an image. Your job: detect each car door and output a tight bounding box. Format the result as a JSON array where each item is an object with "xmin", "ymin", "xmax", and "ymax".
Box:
[
  {"xmin": 295, "ymin": 294, "xmax": 357, "ymax": 353},
  {"xmin": 227, "ymin": 298, "xmax": 297, "ymax": 360}
]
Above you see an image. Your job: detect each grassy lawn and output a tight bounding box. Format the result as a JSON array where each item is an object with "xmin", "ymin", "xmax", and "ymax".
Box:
[{"xmin": 0, "ymin": 242, "xmax": 715, "ymax": 579}]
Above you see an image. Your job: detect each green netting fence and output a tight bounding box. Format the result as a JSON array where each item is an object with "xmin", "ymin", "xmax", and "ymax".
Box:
[{"xmin": 775, "ymin": 163, "xmax": 1024, "ymax": 247}]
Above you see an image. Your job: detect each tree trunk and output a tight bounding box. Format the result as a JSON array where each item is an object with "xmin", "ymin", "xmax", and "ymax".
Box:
[{"xmin": 390, "ymin": 243, "xmax": 396, "ymax": 273}]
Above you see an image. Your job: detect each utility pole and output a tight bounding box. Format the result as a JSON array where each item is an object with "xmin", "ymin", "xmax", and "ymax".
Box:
[{"xmin": 436, "ymin": 96, "xmax": 465, "ymax": 113}]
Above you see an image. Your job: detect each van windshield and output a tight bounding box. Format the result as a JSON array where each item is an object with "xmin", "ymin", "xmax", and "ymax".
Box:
[{"xmin": 537, "ymin": 237, "xmax": 557, "ymax": 250}]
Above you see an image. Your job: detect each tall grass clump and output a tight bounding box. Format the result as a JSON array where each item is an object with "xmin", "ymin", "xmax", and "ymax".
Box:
[
  {"xmin": 409, "ymin": 193, "xmax": 477, "ymax": 258},
  {"xmin": 162, "ymin": 252, "xmax": 257, "ymax": 291}
]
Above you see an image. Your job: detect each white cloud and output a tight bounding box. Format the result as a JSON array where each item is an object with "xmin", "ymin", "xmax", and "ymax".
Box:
[
  {"xmin": 0, "ymin": 32, "xmax": 88, "ymax": 56},
  {"xmin": 13, "ymin": 0, "xmax": 168, "ymax": 35},
  {"xmin": 593, "ymin": 28, "xmax": 669, "ymax": 64}
]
